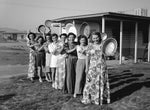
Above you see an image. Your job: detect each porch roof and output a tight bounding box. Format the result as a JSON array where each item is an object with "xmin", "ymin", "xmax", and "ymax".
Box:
[{"xmin": 52, "ymin": 12, "xmax": 150, "ymax": 23}]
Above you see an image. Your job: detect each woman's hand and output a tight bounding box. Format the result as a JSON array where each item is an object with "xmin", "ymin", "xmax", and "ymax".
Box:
[{"xmin": 85, "ymin": 67, "xmax": 89, "ymax": 74}]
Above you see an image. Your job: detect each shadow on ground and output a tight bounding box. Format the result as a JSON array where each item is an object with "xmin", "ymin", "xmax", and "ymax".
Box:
[
  {"xmin": 0, "ymin": 64, "xmax": 150, "ymax": 110},
  {"xmin": 109, "ymin": 69, "xmax": 150, "ymax": 103}
]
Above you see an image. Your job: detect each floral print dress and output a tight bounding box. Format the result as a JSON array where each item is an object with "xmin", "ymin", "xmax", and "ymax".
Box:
[
  {"xmin": 81, "ymin": 44, "xmax": 110, "ymax": 105},
  {"xmin": 27, "ymin": 40, "xmax": 36, "ymax": 78},
  {"xmin": 53, "ymin": 42, "xmax": 66, "ymax": 89}
]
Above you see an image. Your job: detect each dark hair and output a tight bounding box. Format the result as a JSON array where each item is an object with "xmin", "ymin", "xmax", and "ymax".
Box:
[
  {"xmin": 60, "ymin": 33, "xmax": 67, "ymax": 38},
  {"xmin": 36, "ymin": 36, "xmax": 45, "ymax": 44},
  {"xmin": 27, "ymin": 32, "xmax": 36, "ymax": 40},
  {"xmin": 91, "ymin": 32, "xmax": 102, "ymax": 43},
  {"xmin": 68, "ymin": 32, "xmax": 76, "ymax": 38},
  {"xmin": 51, "ymin": 33, "xmax": 58, "ymax": 41},
  {"xmin": 45, "ymin": 33, "xmax": 52, "ymax": 42},
  {"xmin": 78, "ymin": 35, "xmax": 88, "ymax": 46},
  {"xmin": 38, "ymin": 25, "xmax": 45, "ymax": 33}
]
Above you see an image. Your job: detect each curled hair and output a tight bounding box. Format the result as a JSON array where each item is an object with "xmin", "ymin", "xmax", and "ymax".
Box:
[
  {"xmin": 91, "ymin": 32, "xmax": 102, "ymax": 43},
  {"xmin": 60, "ymin": 33, "xmax": 67, "ymax": 38},
  {"xmin": 68, "ymin": 32, "xmax": 76, "ymax": 38},
  {"xmin": 77, "ymin": 35, "xmax": 88, "ymax": 46},
  {"xmin": 38, "ymin": 25, "xmax": 45, "ymax": 33},
  {"xmin": 27, "ymin": 32, "xmax": 36, "ymax": 40},
  {"xmin": 45, "ymin": 33, "xmax": 52, "ymax": 42},
  {"xmin": 51, "ymin": 33, "xmax": 58, "ymax": 42},
  {"xmin": 36, "ymin": 36, "xmax": 45, "ymax": 44}
]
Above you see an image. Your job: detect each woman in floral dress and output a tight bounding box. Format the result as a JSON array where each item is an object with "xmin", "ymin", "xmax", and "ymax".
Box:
[
  {"xmin": 26, "ymin": 32, "xmax": 37, "ymax": 81},
  {"xmin": 81, "ymin": 32, "xmax": 110, "ymax": 105},
  {"xmin": 54, "ymin": 33, "xmax": 67, "ymax": 89}
]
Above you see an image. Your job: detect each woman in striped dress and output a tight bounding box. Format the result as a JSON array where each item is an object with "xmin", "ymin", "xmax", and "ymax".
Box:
[
  {"xmin": 63, "ymin": 33, "xmax": 77, "ymax": 94},
  {"xmin": 74, "ymin": 35, "xmax": 88, "ymax": 97}
]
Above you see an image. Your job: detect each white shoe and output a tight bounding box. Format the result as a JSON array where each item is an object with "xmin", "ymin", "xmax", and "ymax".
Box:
[
  {"xmin": 73, "ymin": 94, "xmax": 76, "ymax": 98},
  {"xmin": 45, "ymin": 77, "xmax": 50, "ymax": 82},
  {"xmin": 39, "ymin": 78, "xmax": 43, "ymax": 83}
]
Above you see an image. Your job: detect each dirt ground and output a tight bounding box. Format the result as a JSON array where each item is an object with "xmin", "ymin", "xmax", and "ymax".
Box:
[
  {"xmin": 0, "ymin": 42, "xmax": 150, "ymax": 110},
  {"xmin": 0, "ymin": 42, "xmax": 29, "ymax": 66},
  {"xmin": 0, "ymin": 42, "xmax": 28, "ymax": 78},
  {"xmin": 0, "ymin": 63, "xmax": 150, "ymax": 110}
]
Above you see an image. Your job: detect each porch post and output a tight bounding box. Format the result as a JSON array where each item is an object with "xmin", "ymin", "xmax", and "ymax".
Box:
[
  {"xmin": 119, "ymin": 21, "xmax": 123, "ymax": 64},
  {"xmin": 134, "ymin": 22, "xmax": 138, "ymax": 63},
  {"xmin": 59, "ymin": 23, "xmax": 62, "ymax": 35},
  {"xmin": 148, "ymin": 24, "xmax": 150, "ymax": 62},
  {"xmin": 102, "ymin": 17, "xmax": 105, "ymax": 33}
]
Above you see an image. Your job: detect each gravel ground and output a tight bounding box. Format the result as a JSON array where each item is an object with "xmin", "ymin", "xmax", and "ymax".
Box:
[{"xmin": 0, "ymin": 63, "xmax": 150, "ymax": 110}]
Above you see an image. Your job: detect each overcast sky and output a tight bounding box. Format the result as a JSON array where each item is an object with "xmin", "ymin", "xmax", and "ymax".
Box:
[{"xmin": 0, "ymin": 0, "xmax": 150, "ymax": 31}]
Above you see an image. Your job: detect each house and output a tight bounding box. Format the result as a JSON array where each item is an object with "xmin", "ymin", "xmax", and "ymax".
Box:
[
  {"xmin": 51, "ymin": 10, "xmax": 150, "ymax": 64},
  {"xmin": 0, "ymin": 28, "xmax": 27, "ymax": 41}
]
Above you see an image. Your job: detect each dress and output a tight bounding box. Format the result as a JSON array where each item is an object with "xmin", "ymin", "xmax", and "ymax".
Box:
[
  {"xmin": 74, "ymin": 45, "xmax": 87, "ymax": 94},
  {"xmin": 34, "ymin": 44, "xmax": 45, "ymax": 67},
  {"xmin": 63, "ymin": 42, "xmax": 77, "ymax": 94},
  {"xmin": 48, "ymin": 42, "xmax": 60, "ymax": 68},
  {"xmin": 54, "ymin": 42, "xmax": 66, "ymax": 89},
  {"xmin": 81, "ymin": 44, "xmax": 110, "ymax": 105},
  {"xmin": 27, "ymin": 40, "xmax": 36, "ymax": 78},
  {"xmin": 44, "ymin": 42, "xmax": 52, "ymax": 72}
]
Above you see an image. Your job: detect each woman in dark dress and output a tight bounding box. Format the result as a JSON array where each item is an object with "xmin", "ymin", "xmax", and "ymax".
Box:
[
  {"xmin": 63, "ymin": 33, "xmax": 77, "ymax": 94},
  {"xmin": 34, "ymin": 36, "xmax": 45, "ymax": 82}
]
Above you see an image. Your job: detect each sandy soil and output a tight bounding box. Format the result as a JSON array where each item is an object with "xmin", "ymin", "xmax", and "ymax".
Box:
[
  {"xmin": 0, "ymin": 42, "xmax": 150, "ymax": 110},
  {"xmin": 0, "ymin": 63, "xmax": 150, "ymax": 110}
]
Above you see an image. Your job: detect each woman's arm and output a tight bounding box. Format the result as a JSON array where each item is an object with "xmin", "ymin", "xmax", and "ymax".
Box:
[
  {"xmin": 38, "ymin": 44, "xmax": 45, "ymax": 51},
  {"xmin": 66, "ymin": 46, "xmax": 77, "ymax": 53},
  {"xmin": 85, "ymin": 55, "xmax": 90, "ymax": 74}
]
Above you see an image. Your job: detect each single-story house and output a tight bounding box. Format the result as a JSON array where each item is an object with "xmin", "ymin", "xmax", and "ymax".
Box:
[
  {"xmin": 0, "ymin": 28, "xmax": 27, "ymax": 41},
  {"xmin": 51, "ymin": 11, "xmax": 150, "ymax": 64}
]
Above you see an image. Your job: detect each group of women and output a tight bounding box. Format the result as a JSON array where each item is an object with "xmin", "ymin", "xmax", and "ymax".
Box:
[{"xmin": 26, "ymin": 31, "xmax": 110, "ymax": 105}]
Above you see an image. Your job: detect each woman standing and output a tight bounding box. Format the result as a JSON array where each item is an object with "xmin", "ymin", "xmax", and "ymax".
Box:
[
  {"xmin": 81, "ymin": 32, "xmax": 110, "ymax": 105},
  {"xmin": 34, "ymin": 36, "xmax": 45, "ymax": 82},
  {"xmin": 43, "ymin": 33, "xmax": 52, "ymax": 82},
  {"xmin": 74, "ymin": 35, "xmax": 88, "ymax": 98},
  {"xmin": 48, "ymin": 33, "xmax": 59, "ymax": 87},
  {"xmin": 54, "ymin": 33, "xmax": 67, "ymax": 89},
  {"xmin": 63, "ymin": 32, "xmax": 77, "ymax": 94},
  {"xmin": 26, "ymin": 32, "xmax": 37, "ymax": 81}
]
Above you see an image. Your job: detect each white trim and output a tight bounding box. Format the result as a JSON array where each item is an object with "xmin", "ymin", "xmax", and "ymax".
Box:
[
  {"xmin": 102, "ymin": 17, "xmax": 105, "ymax": 33},
  {"xmin": 148, "ymin": 24, "xmax": 150, "ymax": 62},
  {"xmin": 134, "ymin": 22, "xmax": 138, "ymax": 63},
  {"xmin": 119, "ymin": 21, "xmax": 123, "ymax": 64}
]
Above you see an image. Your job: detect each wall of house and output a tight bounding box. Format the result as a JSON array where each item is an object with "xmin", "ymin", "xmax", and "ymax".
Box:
[
  {"xmin": 73, "ymin": 20, "xmax": 148, "ymax": 59},
  {"xmin": 74, "ymin": 21, "xmax": 100, "ymax": 36},
  {"xmin": 17, "ymin": 34, "xmax": 26, "ymax": 40}
]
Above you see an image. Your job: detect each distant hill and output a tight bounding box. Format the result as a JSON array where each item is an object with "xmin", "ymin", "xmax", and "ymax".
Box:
[{"xmin": 0, "ymin": 27, "xmax": 26, "ymax": 33}]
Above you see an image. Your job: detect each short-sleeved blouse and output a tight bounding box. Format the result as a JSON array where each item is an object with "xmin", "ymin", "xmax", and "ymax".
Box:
[{"xmin": 76, "ymin": 45, "xmax": 88, "ymax": 59}]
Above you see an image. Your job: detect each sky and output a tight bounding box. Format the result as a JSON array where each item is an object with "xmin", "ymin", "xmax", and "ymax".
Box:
[{"xmin": 0, "ymin": 0, "xmax": 150, "ymax": 31}]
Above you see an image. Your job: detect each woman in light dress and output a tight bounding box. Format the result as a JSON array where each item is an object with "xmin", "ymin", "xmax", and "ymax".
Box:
[
  {"xmin": 81, "ymin": 32, "xmax": 110, "ymax": 105},
  {"xmin": 48, "ymin": 33, "xmax": 60, "ymax": 87},
  {"xmin": 43, "ymin": 33, "xmax": 52, "ymax": 82},
  {"xmin": 54, "ymin": 33, "xmax": 67, "ymax": 89}
]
